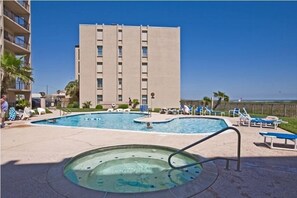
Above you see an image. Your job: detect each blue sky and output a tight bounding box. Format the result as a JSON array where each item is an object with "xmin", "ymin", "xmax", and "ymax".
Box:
[{"xmin": 31, "ymin": 1, "xmax": 297, "ymax": 100}]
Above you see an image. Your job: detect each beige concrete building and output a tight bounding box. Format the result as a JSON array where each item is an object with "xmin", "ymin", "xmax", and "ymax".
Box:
[
  {"xmin": 0, "ymin": 0, "xmax": 31, "ymax": 105},
  {"xmin": 75, "ymin": 24, "xmax": 180, "ymax": 109}
]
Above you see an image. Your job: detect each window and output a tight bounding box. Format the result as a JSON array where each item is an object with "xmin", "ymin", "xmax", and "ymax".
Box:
[
  {"xmin": 118, "ymin": 30, "xmax": 123, "ymax": 41},
  {"xmin": 97, "ymin": 95, "xmax": 103, "ymax": 103},
  {"xmin": 142, "ymin": 79, "xmax": 148, "ymax": 89},
  {"xmin": 142, "ymin": 63, "xmax": 148, "ymax": 73},
  {"xmin": 118, "ymin": 95, "xmax": 122, "ymax": 102},
  {"xmin": 97, "ymin": 46, "xmax": 103, "ymax": 57},
  {"xmin": 142, "ymin": 47, "xmax": 148, "ymax": 58},
  {"xmin": 142, "ymin": 31, "xmax": 148, "ymax": 41},
  {"xmin": 78, "ymin": 62, "xmax": 80, "ymax": 73},
  {"xmin": 118, "ymin": 46, "xmax": 122, "ymax": 57},
  {"xmin": 118, "ymin": 63, "xmax": 122, "ymax": 73},
  {"xmin": 97, "ymin": 29, "xmax": 103, "ymax": 40},
  {"xmin": 97, "ymin": 62, "xmax": 103, "ymax": 73},
  {"xmin": 118, "ymin": 78, "xmax": 122, "ymax": 89},
  {"xmin": 97, "ymin": 78, "xmax": 103, "ymax": 90},
  {"xmin": 142, "ymin": 95, "xmax": 148, "ymax": 104}
]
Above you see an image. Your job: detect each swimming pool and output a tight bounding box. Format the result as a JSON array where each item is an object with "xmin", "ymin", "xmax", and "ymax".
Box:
[{"xmin": 32, "ymin": 112, "xmax": 229, "ymax": 134}]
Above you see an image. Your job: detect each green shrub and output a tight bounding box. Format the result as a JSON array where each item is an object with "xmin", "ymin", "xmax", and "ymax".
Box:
[
  {"xmin": 82, "ymin": 101, "xmax": 92, "ymax": 108},
  {"xmin": 16, "ymin": 99, "xmax": 30, "ymax": 110},
  {"xmin": 96, "ymin": 105, "xmax": 103, "ymax": 109},
  {"xmin": 132, "ymin": 99, "xmax": 139, "ymax": 109},
  {"xmin": 45, "ymin": 108, "xmax": 52, "ymax": 114},
  {"xmin": 153, "ymin": 108, "xmax": 161, "ymax": 113},
  {"xmin": 67, "ymin": 101, "xmax": 79, "ymax": 108},
  {"xmin": 118, "ymin": 104, "xmax": 129, "ymax": 109}
]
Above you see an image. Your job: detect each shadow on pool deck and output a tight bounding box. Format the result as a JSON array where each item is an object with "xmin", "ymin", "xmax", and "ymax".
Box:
[{"xmin": 1, "ymin": 155, "xmax": 297, "ymax": 198}]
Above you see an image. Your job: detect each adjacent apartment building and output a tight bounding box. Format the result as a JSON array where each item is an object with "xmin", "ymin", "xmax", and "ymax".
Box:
[
  {"xmin": 0, "ymin": 0, "xmax": 31, "ymax": 105},
  {"xmin": 75, "ymin": 24, "xmax": 180, "ymax": 108}
]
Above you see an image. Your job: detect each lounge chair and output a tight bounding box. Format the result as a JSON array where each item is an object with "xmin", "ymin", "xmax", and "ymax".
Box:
[
  {"xmin": 259, "ymin": 132, "xmax": 297, "ymax": 151},
  {"xmin": 195, "ymin": 106, "xmax": 204, "ymax": 115},
  {"xmin": 240, "ymin": 114, "xmax": 286, "ymax": 129},
  {"xmin": 22, "ymin": 107, "xmax": 32, "ymax": 120},
  {"xmin": 229, "ymin": 108, "xmax": 240, "ymax": 117},
  {"xmin": 116, "ymin": 108, "xmax": 123, "ymax": 112},
  {"xmin": 8, "ymin": 107, "xmax": 21, "ymax": 121},
  {"xmin": 107, "ymin": 108, "xmax": 115, "ymax": 112},
  {"xmin": 123, "ymin": 108, "xmax": 130, "ymax": 112},
  {"xmin": 167, "ymin": 108, "xmax": 178, "ymax": 115},
  {"xmin": 204, "ymin": 106, "xmax": 225, "ymax": 116},
  {"xmin": 37, "ymin": 108, "xmax": 46, "ymax": 115},
  {"xmin": 160, "ymin": 108, "xmax": 167, "ymax": 114}
]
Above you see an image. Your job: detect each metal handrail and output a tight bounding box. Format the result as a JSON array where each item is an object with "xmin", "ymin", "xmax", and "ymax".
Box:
[{"xmin": 168, "ymin": 126, "xmax": 241, "ymax": 171}]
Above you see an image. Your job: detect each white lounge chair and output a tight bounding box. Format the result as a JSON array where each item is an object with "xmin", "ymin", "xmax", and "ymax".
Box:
[
  {"xmin": 37, "ymin": 108, "xmax": 46, "ymax": 115},
  {"xmin": 124, "ymin": 108, "xmax": 130, "ymax": 112}
]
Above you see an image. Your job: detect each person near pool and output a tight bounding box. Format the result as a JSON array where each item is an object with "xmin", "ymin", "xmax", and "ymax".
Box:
[{"xmin": 1, "ymin": 95, "xmax": 8, "ymax": 128}]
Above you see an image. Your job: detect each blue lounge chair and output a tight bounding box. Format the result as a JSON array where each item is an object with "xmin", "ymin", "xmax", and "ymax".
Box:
[
  {"xmin": 8, "ymin": 107, "xmax": 21, "ymax": 121},
  {"xmin": 195, "ymin": 106, "xmax": 204, "ymax": 115},
  {"xmin": 229, "ymin": 108, "xmax": 240, "ymax": 117},
  {"xmin": 204, "ymin": 106, "xmax": 225, "ymax": 116},
  {"xmin": 259, "ymin": 132, "xmax": 297, "ymax": 151}
]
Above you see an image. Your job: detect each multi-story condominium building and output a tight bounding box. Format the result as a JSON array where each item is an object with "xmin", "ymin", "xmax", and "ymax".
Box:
[
  {"xmin": 0, "ymin": 0, "xmax": 31, "ymax": 105},
  {"xmin": 75, "ymin": 24, "xmax": 180, "ymax": 109}
]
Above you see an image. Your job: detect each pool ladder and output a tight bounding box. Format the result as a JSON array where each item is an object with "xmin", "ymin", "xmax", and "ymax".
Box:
[{"xmin": 168, "ymin": 127, "xmax": 241, "ymax": 171}]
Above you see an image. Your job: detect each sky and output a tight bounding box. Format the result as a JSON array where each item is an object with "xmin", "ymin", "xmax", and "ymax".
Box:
[{"xmin": 31, "ymin": 1, "xmax": 297, "ymax": 100}]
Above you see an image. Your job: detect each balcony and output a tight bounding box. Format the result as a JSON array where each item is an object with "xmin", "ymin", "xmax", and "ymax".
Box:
[
  {"xmin": 4, "ymin": 31, "xmax": 30, "ymax": 54},
  {"xmin": 17, "ymin": 0, "xmax": 30, "ymax": 11},
  {"xmin": 3, "ymin": 0, "xmax": 30, "ymax": 15},
  {"xmin": 8, "ymin": 81, "xmax": 31, "ymax": 92},
  {"xmin": 4, "ymin": 7, "xmax": 30, "ymax": 32}
]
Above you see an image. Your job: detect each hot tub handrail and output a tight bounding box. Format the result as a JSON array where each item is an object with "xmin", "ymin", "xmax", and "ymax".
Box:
[{"xmin": 168, "ymin": 126, "xmax": 241, "ymax": 171}]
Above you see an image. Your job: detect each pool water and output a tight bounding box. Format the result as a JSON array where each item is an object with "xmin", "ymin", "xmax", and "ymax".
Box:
[
  {"xmin": 33, "ymin": 113, "xmax": 228, "ymax": 134},
  {"xmin": 64, "ymin": 145, "xmax": 203, "ymax": 193}
]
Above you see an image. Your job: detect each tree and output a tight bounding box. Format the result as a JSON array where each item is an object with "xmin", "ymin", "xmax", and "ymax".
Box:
[
  {"xmin": 213, "ymin": 91, "xmax": 229, "ymax": 110},
  {"xmin": 0, "ymin": 52, "xmax": 33, "ymax": 94},
  {"xmin": 65, "ymin": 80, "xmax": 79, "ymax": 102},
  {"xmin": 202, "ymin": 96, "xmax": 211, "ymax": 106}
]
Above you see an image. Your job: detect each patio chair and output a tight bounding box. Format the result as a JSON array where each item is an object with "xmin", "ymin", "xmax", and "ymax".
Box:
[
  {"xmin": 195, "ymin": 106, "xmax": 204, "ymax": 115},
  {"xmin": 37, "ymin": 108, "xmax": 46, "ymax": 115},
  {"xmin": 229, "ymin": 108, "xmax": 240, "ymax": 117},
  {"xmin": 204, "ymin": 106, "xmax": 225, "ymax": 116},
  {"xmin": 8, "ymin": 107, "xmax": 22, "ymax": 121},
  {"xmin": 259, "ymin": 132, "xmax": 297, "ymax": 151}
]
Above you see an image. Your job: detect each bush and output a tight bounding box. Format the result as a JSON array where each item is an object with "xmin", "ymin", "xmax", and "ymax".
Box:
[
  {"xmin": 96, "ymin": 105, "xmax": 103, "ymax": 109},
  {"xmin": 82, "ymin": 101, "xmax": 92, "ymax": 108},
  {"xmin": 132, "ymin": 99, "xmax": 139, "ymax": 109},
  {"xmin": 16, "ymin": 99, "xmax": 30, "ymax": 110},
  {"xmin": 67, "ymin": 101, "xmax": 79, "ymax": 108},
  {"xmin": 118, "ymin": 104, "xmax": 129, "ymax": 109},
  {"xmin": 153, "ymin": 108, "xmax": 161, "ymax": 113},
  {"xmin": 45, "ymin": 108, "xmax": 52, "ymax": 114}
]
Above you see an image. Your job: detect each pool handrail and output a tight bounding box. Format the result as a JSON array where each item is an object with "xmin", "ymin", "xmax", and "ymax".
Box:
[{"xmin": 168, "ymin": 126, "xmax": 241, "ymax": 171}]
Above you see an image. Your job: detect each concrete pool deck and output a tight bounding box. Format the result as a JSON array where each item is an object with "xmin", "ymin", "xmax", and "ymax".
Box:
[{"xmin": 1, "ymin": 110, "xmax": 297, "ymax": 197}]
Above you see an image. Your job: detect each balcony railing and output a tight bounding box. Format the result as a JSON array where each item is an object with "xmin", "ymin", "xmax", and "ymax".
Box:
[
  {"xmin": 8, "ymin": 82, "xmax": 31, "ymax": 90},
  {"xmin": 4, "ymin": 31, "xmax": 30, "ymax": 50},
  {"xmin": 17, "ymin": 0, "xmax": 30, "ymax": 11},
  {"xmin": 4, "ymin": 7, "xmax": 30, "ymax": 30}
]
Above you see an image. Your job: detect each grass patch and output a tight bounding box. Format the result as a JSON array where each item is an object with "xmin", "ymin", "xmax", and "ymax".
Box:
[{"xmin": 250, "ymin": 114, "xmax": 297, "ymax": 134}]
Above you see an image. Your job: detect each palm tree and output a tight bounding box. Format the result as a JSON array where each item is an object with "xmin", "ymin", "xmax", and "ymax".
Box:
[
  {"xmin": 0, "ymin": 52, "xmax": 33, "ymax": 94},
  {"xmin": 202, "ymin": 96, "xmax": 211, "ymax": 106},
  {"xmin": 213, "ymin": 91, "xmax": 229, "ymax": 110},
  {"xmin": 65, "ymin": 80, "xmax": 79, "ymax": 102}
]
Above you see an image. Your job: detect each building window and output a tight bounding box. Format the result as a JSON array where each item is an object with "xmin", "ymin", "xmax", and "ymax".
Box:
[
  {"xmin": 97, "ymin": 29, "xmax": 103, "ymax": 40},
  {"xmin": 118, "ymin": 63, "xmax": 122, "ymax": 73},
  {"xmin": 97, "ymin": 78, "xmax": 103, "ymax": 90},
  {"xmin": 118, "ymin": 78, "xmax": 122, "ymax": 89},
  {"xmin": 97, "ymin": 95, "xmax": 103, "ymax": 103},
  {"xmin": 78, "ymin": 62, "xmax": 80, "ymax": 73},
  {"xmin": 142, "ymin": 47, "xmax": 148, "ymax": 58},
  {"xmin": 97, "ymin": 62, "xmax": 103, "ymax": 73},
  {"xmin": 118, "ymin": 95, "xmax": 122, "ymax": 102},
  {"xmin": 142, "ymin": 31, "xmax": 148, "ymax": 41},
  {"xmin": 142, "ymin": 63, "xmax": 148, "ymax": 73},
  {"xmin": 118, "ymin": 46, "xmax": 122, "ymax": 57},
  {"xmin": 142, "ymin": 79, "xmax": 148, "ymax": 90},
  {"xmin": 142, "ymin": 95, "xmax": 148, "ymax": 104},
  {"xmin": 118, "ymin": 30, "xmax": 123, "ymax": 41},
  {"xmin": 97, "ymin": 46, "xmax": 103, "ymax": 57}
]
